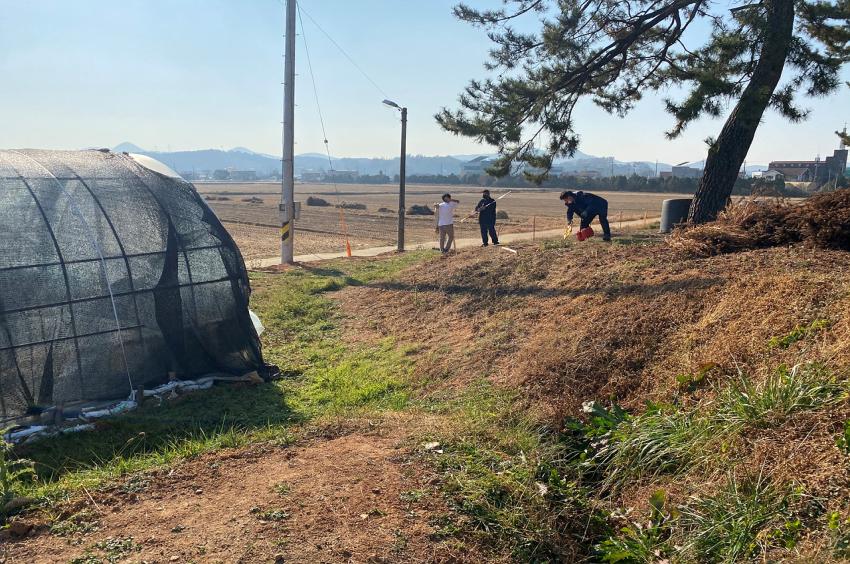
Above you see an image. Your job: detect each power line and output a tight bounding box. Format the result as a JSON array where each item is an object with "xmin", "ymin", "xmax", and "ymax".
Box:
[
  {"xmin": 297, "ymin": 5, "xmax": 334, "ymax": 173},
  {"xmin": 295, "ymin": 3, "xmax": 391, "ymax": 99},
  {"xmin": 296, "ymin": 4, "xmax": 351, "ymax": 253}
]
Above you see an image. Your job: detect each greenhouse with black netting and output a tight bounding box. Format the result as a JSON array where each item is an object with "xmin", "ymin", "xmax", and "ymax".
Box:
[{"xmin": 0, "ymin": 149, "xmax": 266, "ymax": 428}]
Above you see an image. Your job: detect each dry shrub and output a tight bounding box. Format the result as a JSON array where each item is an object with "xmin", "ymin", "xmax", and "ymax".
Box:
[{"xmin": 670, "ymin": 190, "xmax": 850, "ymax": 257}]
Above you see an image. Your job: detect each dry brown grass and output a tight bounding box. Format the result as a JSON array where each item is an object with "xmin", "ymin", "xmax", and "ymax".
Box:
[
  {"xmin": 341, "ymin": 236, "xmax": 850, "ymax": 423},
  {"xmin": 333, "ymin": 233, "xmax": 850, "ymax": 556},
  {"xmin": 670, "ymin": 190, "xmax": 850, "ymax": 257}
]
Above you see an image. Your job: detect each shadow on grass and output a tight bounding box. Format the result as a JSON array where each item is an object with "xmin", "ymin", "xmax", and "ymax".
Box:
[
  {"xmin": 367, "ymin": 276, "xmax": 722, "ymax": 300},
  {"xmin": 611, "ymin": 232, "xmax": 664, "ymax": 246},
  {"xmin": 18, "ymin": 382, "xmax": 297, "ymax": 483},
  {"xmin": 300, "ymin": 265, "xmax": 348, "ymax": 278}
]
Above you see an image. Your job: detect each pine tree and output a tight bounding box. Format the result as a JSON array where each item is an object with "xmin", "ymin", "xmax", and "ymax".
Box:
[{"xmin": 438, "ymin": 0, "xmax": 850, "ymax": 223}]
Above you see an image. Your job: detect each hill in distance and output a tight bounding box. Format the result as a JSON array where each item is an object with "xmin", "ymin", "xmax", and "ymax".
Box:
[{"xmin": 114, "ymin": 142, "xmax": 767, "ymax": 177}]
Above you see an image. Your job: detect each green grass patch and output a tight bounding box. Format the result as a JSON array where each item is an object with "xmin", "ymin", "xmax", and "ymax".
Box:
[
  {"xmin": 677, "ymin": 475, "xmax": 802, "ymax": 563},
  {"xmin": 541, "ymin": 237, "xmax": 573, "ymax": 250},
  {"xmin": 416, "ymin": 363, "xmax": 847, "ymax": 560},
  {"xmin": 586, "ymin": 403, "xmax": 716, "ymax": 490},
  {"xmin": 713, "ymin": 364, "xmax": 847, "ymax": 429},
  {"xmin": 422, "ymin": 381, "xmax": 604, "ymax": 561},
  {"xmin": 8, "ymin": 252, "xmax": 431, "ymax": 511},
  {"xmin": 566, "ymin": 364, "xmax": 846, "ymax": 495},
  {"xmin": 595, "ymin": 490, "xmax": 674, "ymax": 563},
  {"xmin": 597, "ymin": 476, "xmax": 805, "ymax": 564}
]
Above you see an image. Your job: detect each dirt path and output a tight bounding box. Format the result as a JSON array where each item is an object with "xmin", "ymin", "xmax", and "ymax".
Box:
[
  {"xmin": 254, "ymin": 216, "xmax": 659, "ymax": 266},
  {"xmin": 4, "ymin": 431, "xmax": 478, "ymax": 564}
]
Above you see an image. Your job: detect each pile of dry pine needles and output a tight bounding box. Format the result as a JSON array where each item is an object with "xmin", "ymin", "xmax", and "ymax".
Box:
[{"xmin": 669, "ymin": 189, "xmax": 850, "ymax": 257}]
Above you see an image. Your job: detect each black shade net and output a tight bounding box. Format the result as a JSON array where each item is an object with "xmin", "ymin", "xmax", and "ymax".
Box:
[{"xmin": 0, "ymin": 149, "xmax": 264, "ymax": 422}]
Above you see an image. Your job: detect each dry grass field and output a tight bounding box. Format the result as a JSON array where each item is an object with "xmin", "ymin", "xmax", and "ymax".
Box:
[{"xmin": 196, "ymin": 181, "xmax": 685, "ymax": 260}]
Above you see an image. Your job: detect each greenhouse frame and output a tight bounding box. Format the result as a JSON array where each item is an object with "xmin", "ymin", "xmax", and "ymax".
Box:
[{"xmin": 0, "ymin": 149, "xmax": 264, "ymax": 423}]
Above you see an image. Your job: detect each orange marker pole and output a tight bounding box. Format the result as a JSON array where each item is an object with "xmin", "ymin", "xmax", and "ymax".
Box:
[{"xmin": 339, "ymin": 208, "xmax": 352, "ymax": 258}]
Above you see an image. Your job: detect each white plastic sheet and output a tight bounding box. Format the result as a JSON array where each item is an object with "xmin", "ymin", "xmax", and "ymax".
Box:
[{"xmin": 250, "ymin": 309, "xmax": 265, "ymax": 336}]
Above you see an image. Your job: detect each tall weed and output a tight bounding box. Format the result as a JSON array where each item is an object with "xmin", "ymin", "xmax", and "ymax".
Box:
[
  {"xmin": 713, "ymin": 364, "xmax": 846, "ymax": 429},
  {"xmin": 677, "ymin": 474, "xmax": 802, "ymax": 563}
]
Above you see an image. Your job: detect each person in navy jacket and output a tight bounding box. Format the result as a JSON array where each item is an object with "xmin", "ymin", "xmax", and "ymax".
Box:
[
  {"xmin": 474, "ymin": 190, "xmax": 500, "ymax": 246},
  {"xmin": 560, "ymin": 190, "xmax": 612, "ymax": 241}
]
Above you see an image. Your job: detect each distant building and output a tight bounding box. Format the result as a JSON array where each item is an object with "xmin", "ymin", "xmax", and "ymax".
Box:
[
  {"xmin": 461, "ymin": 156, "xmax": 493, "ymax": 176},
  {"xmin": 325, "ymin": 169, "xmax": 357, "ymax": 181},
  {"xmin": 753, "ymin": 169, "xmax": 785, "ymax": 181},
  {"xmin": 300, "ymin": 170, "xmax": 324, "ymax": 182},
  {"xmin": 228, "ymin": 170, "xmax": 257, "ymax": 181},
  {"xmin": 526, "ymin": 164, "xmax": 563, "ymax": 176},
  {"xmin": 212, "ymin": 169, "xmax": 230, "ymax": 181},
  {"xmin": 768, "ymin": 135, "xmax": 848, "ymax": 183},
  {"xmin": 671, "ymin": 165, "xmax": 702, "ymax": 178}
]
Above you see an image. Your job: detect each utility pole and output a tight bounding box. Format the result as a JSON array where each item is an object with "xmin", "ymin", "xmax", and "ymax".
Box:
[
  {"xmin": 280, "ymin": 0, "xmax": 296, "ymax": 264},
  {"xmin": 397, "ymin": 107, "xmax": 407, "ymax": 252},
  {"xmin": 383, "ymin": 99, "xmax": 407, "ymax": 252}
]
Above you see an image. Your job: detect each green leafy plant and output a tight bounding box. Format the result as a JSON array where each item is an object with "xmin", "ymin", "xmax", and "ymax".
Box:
[
  {"xmin": 676, "ymin": 362, "xmax": 718, "ymax": 392},
  {"xmin": 827, "ymin": 511, "xmax": 850, "ymax": 557},
  {"xmin": 561, "ymin": 401, "xmax": 631, "ymax": 462},
  {"xmin": 836, "ymin": 420, "xmax": 850, "ymax": 455},
  {"xmin": 272, "ymin": 482, "xmax": 291, "ymax": 496},
  {"xmin": 257, "ymin": 508, "xmax": 290, "ymax": 522},
  {"xmin": 50, "ymin": 509, "xmax": 100, "ymax": 536},
  {"xmin": 93, "ymin": 536, "xmax": 141, "ymax": 562},
  {"xmin": 596, "ymin": 490, "xmax": 675, "ymax": 563},
  {"xmin": 768, "ymin": 319, "xmax": 830, "ymax": 349}
]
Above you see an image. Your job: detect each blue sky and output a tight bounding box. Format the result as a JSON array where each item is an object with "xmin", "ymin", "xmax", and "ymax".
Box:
[{"xmin": 0, "ymin": 0, "xmax": 847, "ymax": 164}]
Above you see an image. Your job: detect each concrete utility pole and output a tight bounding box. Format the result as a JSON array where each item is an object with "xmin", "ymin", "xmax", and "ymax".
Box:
[
  {"xmin": 398, "ymin": 107, "xmax": 407, "ymax": 252},
  {"xmin": 383, "ymin": 99, "xmax": 407, "ymax": 252},
  {"xmin": 280, "ymin": 0, "xmax": 296, "ymax": 264}
]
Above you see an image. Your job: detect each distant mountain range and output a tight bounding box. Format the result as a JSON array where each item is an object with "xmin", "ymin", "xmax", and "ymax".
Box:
[{"xmin": 111, "ymin": 142, "xmax": 767, "ymax": 177}]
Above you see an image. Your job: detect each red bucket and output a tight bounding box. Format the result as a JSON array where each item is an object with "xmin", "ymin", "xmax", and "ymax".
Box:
[{"xmin": 575, "ymin": 227, "xmax": 594, "ymax": 242}]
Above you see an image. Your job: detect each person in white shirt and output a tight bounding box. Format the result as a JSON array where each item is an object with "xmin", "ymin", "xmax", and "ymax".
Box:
[{"xmin": 435, "ymin": 193, "xmax": 459, "ymax": 254}]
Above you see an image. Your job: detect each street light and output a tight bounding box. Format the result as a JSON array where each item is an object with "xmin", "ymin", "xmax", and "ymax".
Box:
[{"xmin": 384, "ymin": 99, "xmax": 407, "ymax": 252}]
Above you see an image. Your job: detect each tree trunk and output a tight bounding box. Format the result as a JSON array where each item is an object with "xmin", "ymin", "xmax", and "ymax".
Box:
[{"xmin": 688, "ymin": 0, "xmax": 795, "ymax": 223}]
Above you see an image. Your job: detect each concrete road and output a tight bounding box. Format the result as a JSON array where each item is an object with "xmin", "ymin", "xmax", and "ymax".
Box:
[{"xmin": 253, "ymin": 216, "xmax": 659, "ymax": 267}]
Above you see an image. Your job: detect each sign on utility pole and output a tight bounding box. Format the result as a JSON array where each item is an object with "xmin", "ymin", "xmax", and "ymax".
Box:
[{"xmin": 280, "ymin": 0, "xmax": 296, "ymax": 264}]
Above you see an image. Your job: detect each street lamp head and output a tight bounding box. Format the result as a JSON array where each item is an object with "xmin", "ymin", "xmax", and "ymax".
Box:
[{"xmin": 382, "ymin": 99, "xmax": 401, "ymax": 109}]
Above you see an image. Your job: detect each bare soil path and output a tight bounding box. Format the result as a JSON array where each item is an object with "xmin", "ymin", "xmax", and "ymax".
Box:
[{"xmin": 3, "ymin": 430, "xmax": 477, "ymax": 564}]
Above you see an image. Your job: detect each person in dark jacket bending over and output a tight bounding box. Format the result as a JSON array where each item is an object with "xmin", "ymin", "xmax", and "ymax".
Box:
[
  {"xmin": 474, "ymin": 189, "xmax": 500, "ymax": 246},
  {"xmin": 560, "ymin": 190, "xmax": 612, "ymax": 241}
]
